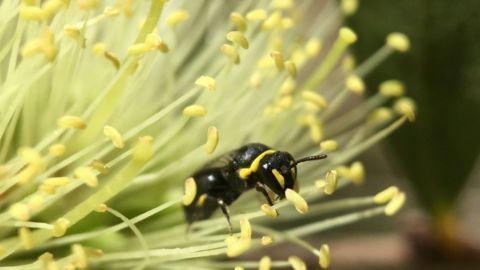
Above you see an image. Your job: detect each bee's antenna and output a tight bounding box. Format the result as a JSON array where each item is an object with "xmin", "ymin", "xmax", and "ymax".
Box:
[{"xmin": 291, "ymin": 154, "xmax": 327, "ymax": 168}]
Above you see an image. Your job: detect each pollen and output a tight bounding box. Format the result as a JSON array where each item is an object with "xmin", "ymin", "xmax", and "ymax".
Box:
[
  {"xmin": 379, "ymin": 80, "xmax": 404, "ymax": 97},
  {"xmin": 230, "ymin": 13, "xmax": 247, "ymax": 32},
  {"xmin": 349, "ymin": 161, "xmax": 365, "ymax": 185},
  {"xmin": 95, "ymin": 203, "xmax": 108, "ymax": 213},
  {"xmin": 386, "ymin": 32, "xmax": 410, "ymax": 52},
  {"xmin": 324, "ymin": 170, "xmax": 338, "ymax": 195},
  {"xmin": 318, "ymin": 244, "xmax": 331, "ymax": 269},
  {"xmin": 225, "ymin": 235, "xmax": 251, "ymax": 257},
  {"xmin": 49, "ymin": 144, "xmax": 66, "ymax": 157},
  {"xmin": 262, "ymin": 11, "xmax": 282, "ymax": 31},
  {"xmin": 133, "ymin": 136, "xmax": 154, "ymax": 162},
  {"xmin": 261, "ymin": 235, "xmax": 273, "ymax": 245},
  {"xmin": 38, "ymin": 252, "xmax": 58, "ymax": 270},
  {"xmin": 280, "ymin": 78, "xmax": 296, "ymax": 95},
  {"xmin": 182, "ymin": 177, "xmax": 197, "ymax": 206},
  {"xmin": 74, "ymin": 167, "xmax": 98, "ymax": 187},
  {"xmin": 285, "ymin": 60, "xmax": 297, "ymax": 78},
  {"xmin": 205, "ymin": 126, "xmax": 219, "ymax": 154},
  {"xmin": 289, "ymin": 256, "xmax": 306, "ymax": 270},
  {"xmin": 259, "ymin": 256, "xmax": 272, "ymax": 270},
  {"xmin": 19, "ymin": 5, "xmax": 45, "ymax": 21},
  {"xmin": 145, "ymin": 33, "xmax": 169, "ymax": 52},
  {"xmin": 183, "ymin": 105, "xmax": 208, "ymax": 117},
  {"xmin": 28, "ymin": 195, "xmax": 44, "ymax": 211},
  {"xmin": 72, "ymin": 244, "xmax": 88, "ymax": 269},
  {"xmin": 103, "ymin": 125, "xmax": 125, "ymax": 149},
  {"xmin": 103, "ymin": 6, "xmax": 119, "ymax": 17},
  {"xmin": 374, "ymin": 186, "xmax": 399, "ymax": 204},
  {"xmin": 9, "ymin": 203, "xmax": 30, "ymax": 221},
  {"xmin": 40, "ymin": 177, "xmax": 70, "ymax": 194},
  {"xmin": 339, "ymin": 27, "xmax": 357, "ymax": 44},
  {"xmin": 246, "ymin": 9, "xmax": 267, "ymax": 21},
  {"xmin": 270, "ymin": 51, "xmax": 285, "ymax": 71},
  {"xmin": 385, "ymin": 192, "xmax": 406, "ymax": 216},
  {"xmin": 320, "ymin": 140, "xmax": 338, "ymax": 151},
  {"xmin": 272, "ymin": 0, "xmax": 293, "ymax": 10},
  {"xmin": 195, "ymin": 76, "xmax": 217, "ymax": 91},
  {"xmin": 227, "ymin": 31, "xmax": 249, "ymax": 49},
  {"xmin": 18, "ymin": 147, "xmax": 45, "ymax": 171},
  {"xmin": 78, "ymin": 0, "xmax": 99, "ymax": 10},
  {"xmin": 166, "ymin": 10, "xmax": 189, "ymax": 27},
  {"xmin": 301, "ymin": 91, "xmax": 328, "ymax": 109},
  {"xmin": 368, "ymin": 107, "xmax": 393, "ymax": 125},
  {"xmin": 221, "ymin": 44, "xmax": 240, "ymax": 64},
  {"xmin": 240, "ymin": 218, "xmax": 252, "ymax": 239},
  {"xmin": 261, "ymin": 204, "xmax": 279, "ymax": 218},
  {"xmin": 42, "ymin": 0, "xmax": 66, "ymax": 18},
  {"xmin": 305, "ymin": 38, "xmax": 322, "ymax": 57},
  {"xmin": 346, "ymin": 75, "xmax": 365, "ymax": 95},
  {"xmin": 286, "ymin": 188, "xmax": 309, "ymax": 214},
  {"xmin": 341, "ymin": 0, "xmax": 359, "ymax": 16},
  {"xmin": 394, "ymin": 97, "xmax": 416, "ymax": 121},
  {"xmin": 92, "ymin": 42, "xmax": 107, "ymax": 54},
  {"xmin": 52, "ymin": 217, "xmax": 70, "ymax": 237},
  {"xmin": 19, "ymin": 227, "xmax": 34, "ymax": 249},
  {"xmin": 89, "ymin": 159, "xmax": 110, "ymax": 174},
  {"xmin": 63, "ymin": 25, "xmax": 82, "ymax": 40},
  {"xmin": 57, "ymin": 115, "xmax": 87, "ymax": 130}
]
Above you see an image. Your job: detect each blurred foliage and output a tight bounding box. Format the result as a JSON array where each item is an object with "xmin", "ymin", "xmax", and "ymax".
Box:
[{"xmin": 347, "ymin": 0, "xmax": 480, "ymax": 218}]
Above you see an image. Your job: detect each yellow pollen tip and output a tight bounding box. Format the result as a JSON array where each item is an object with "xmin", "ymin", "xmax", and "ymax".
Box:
[
  {"xmin": 49, "ymin": 144, "xmax": 66, "ymax": 157},
  {"xmin": 346, "ymin": 75, "xmax": 365, "ymax": 94},
  {"xmin": 28, "ymin": 195, "xmax": 44, "ymax": 211},
  {"xmin": 262, "ymin": 11, "xmax": 282, "ymax": 31},
  {"xmin": 305, "ymin": 38, "xmax": 322, "ymax": 57},
  {"xmin": 285, "ymin": 60, "xmax": 297, "ymax": 78},
  {"xmin": 240, "ymin": 218, "xmax": 252, "ymax": 239},
  {"xmin": 225, "ymin": 236, "xmax": 251, "ymax": 257},
  {"xmin": 289, "ymin": 256, "xmax": 306, "ymax": 270},
  {"xmin": 90, "ymin": 159, "xmax": 110, "ymax": 174},
  {"xmin": 182, "ymin": 177, "xmax": 197, "ymax": 206},
  {"xmin": 368, "ymin": 107, "xmax": 394, "ymax": 125},
  {"xmin": 166, "ymin": 10, "xmax": 189, "ymax": 27},
  {"xmin": 133, "ymin": 136, "xmax": 154, "ymax": 163},
  {"xmin": 57, "ymin": 115, "xmax": 87, "ymax": 130},
  {"xmin": 78, "ymin": 0, "xmax": 99, "ymax": 10},
  {"xmin": 92, "ymin": 43, "xmax": 107, "ymax": 54},
  {"xmin": 261, "ymin": 204, "xmax": 279, "ymax": 218},
  {"xmin": 145, "ymin": 33, "xmax": 169, "ymax": 52},
  {"xmin": 285, "ymin": 188, "xmax": 309, "ymax": 214},
  {"xmin": 19, "ymin": 5, "xmax": 46, "ymax": 21},
  {"xmin": 9, "ymin": 203, "xmax": 30, "ymax": 221},
  {"xmin": 103, "ymin": 6, "xmax": 119, "ymax": 17},
  {"xmin": 301, "ymin": 91, "xmax": 328, "ymax": 109},
  {"xmin": 43, "ymin": 177, "xmax": 70, "ymax": 191},
  {"xmin": 280, "ymin": 78, "xmax": 296, "ymax": 95},
  {"xmin": 324, "ymin": 170, "xmax": 338, "ymax": 195},
  {"xmin": 270, "ymin": 51, "xmax": 285, "ymax": 71},
  {"xmin": 183, "ymin": 105, "xmax": 208, "ymax": 117},
  {"xmin": 380, "ymin": 80, "xmax": 405, "ymax": 97},
  {"xmin": 259, "ymin": 256, "xmax": 272, "ymax": 270},
  {"xmin": 38, "ymin": 252, "xmax": 58, "ymax": 269},
  {"xmin": 227, "ymin": 31, "xmax": 249, "ymax": 49},
  {"xmin": 127, "ymin": 43, "xmax": 150, "ymax": 55},
  {"xmin": 72, "ymin": 244, "xmax": 88, "ymax": 269},
  {"xmin": 74, "ymin": 167, "xmax": 98, "ymax": 187},
  {"xmin": 272, "ymin": 0, "xmax": 293, "ymax": 9},
  {"xmin": 349, "ymin": 161, "xmax": 365, "ymax": 185},
  {"xmin": 281, "ymin": 18, "xmax": 294, "ymax": 29},
  {"xmin": 103, "ymin": 125, "xmax": 125, "ymax": 149},
  {"xmin": 205, "ymin": 126, "xmax": 219, "ymax": 154},
  {"xmin": 52, "ymin": 217, "xmax": 70, "ymax": 237},
  {"xmin": 318, "ymin": 244, "xmax": 331, "ymax": 268},
  {"xmin": 230, "ymin": 13, "xmax": 247, "ymax": 32},
  {"xmin": 385, "ymin": 192, "xmax": 406, "ymax": 216},
  {"xmin": 341, "ymin": 0, "xmax": 359, "ymax": 16},
  {"xmin": 339, "ymin": 27, "xmax": 357, "ymax": 44},
  {"xmin": 19, "ymin": 227, "xmax": 34, "ymax": 249},
  {"xmin": 320, "ymin": 140, "xmax": 338, "ymax": 151},
  {"xmin": 394, "ymin": 97, "xmax": 416, "ymax": 121},
  {"xmin": 386, "ymin": 32, "xmax": 410, "ymax": 52},
  {"xmin": 95, "ymin": 203, "xmax": 108, "ymax": 213},
  {"xmin": 374, "ymin": 186, "xmax": 399, "ymax": 204},
  {"xmin": 63, "ymin": 25, "xmax": 82, "ymax": 40},
  {"xmin": 221, "ymin": 44, "xmax": 240, "ymax": 64},
  {"xmin": 195, "ymin": 76, "xmax": 216, "ymax": 91},
  {"xmin": 261, "ymin": 235, "xmax": 274, "ymax": 246},
  {"xmin": 246, "ymin": 9, "xmax": 267, "ymax": 21}
]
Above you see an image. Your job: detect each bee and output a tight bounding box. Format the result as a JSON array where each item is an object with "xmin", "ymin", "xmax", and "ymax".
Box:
[{"xmin": 183, "ymin": 143, "xmax": 327, "ymax": 232}]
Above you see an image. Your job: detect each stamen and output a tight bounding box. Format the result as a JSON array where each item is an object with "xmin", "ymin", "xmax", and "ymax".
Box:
[
  {"xmin": 346, "ymin": 75, "xmax": 365, "ymax": 95},
  {"xmin": 19, "ymin": 227, "xmax": 33, "ymax": 249},
  {"xmin": 261, "ymin": 235, "xmax": 273, "ymax": 246},
  {"xmin": 324, "ymin": 170, "xmax": 338, "ymax": 195},
  {"xmin": 52, "ymin": 217, "xmax": 70, "ymax": 237},
  {"xmin": 183, "ymin": 105, "xmax": 208, "ymax": 117},
  {"xmin": 89, "ymin": 159, "xmax": 110, "ymax": 174},
  {"xmin": 72, "ymin": 244, "xmax": 88, "ymax": 269},
  {"xmin": 305, "ymin": 38, "xmax": 322, "ymax": 57},
  {"xmin": 262, "ymin": 11, "xmax": 282, "ymax": 31},
  {"xmin": 272, "ymin": 0, "xmax": 293, "ymax": 10},
  {"xmin": 384, "ymin": 192, "xmax": 406, "ymax": 216},
  {"xmin": 259, "ymin": 256, "xmax": 272, "ymax": 270},
  {"xmin": 95, "ymin": 204, "xmax": 108, "ymax": 213},
  {"xmin": 288, "ymin": 256, "xmax": 306, "ymax": 270},
  {"xmin": 78, "ymin": 0, "xmax": 99, "ymax": 10},
  {"xmin": 9, "ymin": 203, "xmax": 30, "ymax": 221},
  {"xmin": 319, "ymin": 140, "xmax": 338, "ymax": 151},
  {"xmin": 285, "ymin": 60, "xmax": 297, "ymax": 78},
  {"xmin": 349, "ymin": 161, "xmax": 365, "ymax": 185},
  {"xmin": 19, "ymin": 5, "xmax": 45, "ymax": 21},
  {"xmin": 133, "ymin": 136, "xmax": 154, "ymax": 162},
  {"xmin": 57, "ymin": 115, "xmax": 87, "ymax": 130},
  {"xmin": 165, "ymin": 10, "xmax": 189, "ymax": 28},
  {"xmin": 240, "ymin": 218, "xmax": 252, "ymax": 239},
  {"xmin": 48, "ymin": 144, "xmax": 66, "ymax": 157},
  {"xmin": 341, "ymin": 0, "xmax": 359, "ymax": 16},
  {"xmin": 195, "ymin": 76, "xmax": 217, "ymax": 91},
  {"xmin": 38, "ymin": 252, "xmax": 58, "ymax": 270},
  {"xmin": 261, "ymin": 204, "xmax": 279, "ymax": 218},
  {"xmin": 28, "ymin": 195, "xmax": 44, "ymax": 211},
  {"xmin": 367, "ymin": 107, "xmax": 393, "ymax": 125},
  {"xmin": 230, "ymin": 13, "xmax": 247, "ymax": 32},
  {"xmin": 221, "ymin": 44, "xmax": 240, "ymax": 64},
  {"xmin": 182, "ymin": 177, "xmax": 197, "ymax": 206},
  {"xmin": 205, "ymin": 126, "xmax": 219, "ymax": 154},
  {"xmin": 379, "ymin": 80, "xmax": 404, "ymax": 97},
  {"xmin": 227, "ymin": 31, "xmax": 249, "ymax": 49},
  {"xmin": 374, "ymin": 186, "xmax": 399, "ymax": 204},
  {"xmin": 285, "ymin": 188, "xmax": 309, "ymax": 214},
  {"xmin": 246, "ymin": 9, "xmax": 267, "ymax": 21},
  {"xmin": 103, "ymin": 125, "xmax": 125, "ymax": 149},
  {"xmin": 301, "ymin": 91, "xmax": 327, "ymax": 109},
  {"xmin": 74, "ymin": 167, "xmax": 98, "ymax": 187},
  {"xmin": 270, "ymin": 51, "xmax": 285, "ymax": 71},
  {"xmin": 386, "ymin": 33, "xmax": 410, "ymax": 53},
  {"xmin": 318, "ymin": 244, "xmax": 331, "ymax": 269},
  {"xmin": 394, "ymin": 97, "xmax": 416, "ymax": 121},
  {"xmin": 225, "ymin": 235, "xmax": 251, "ymax": 257}
]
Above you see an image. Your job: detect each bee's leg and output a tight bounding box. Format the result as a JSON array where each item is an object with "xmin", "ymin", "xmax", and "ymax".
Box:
[
  {"xmin": 216, "ymin": 198, "xmax": 233, "ymax": 234},
  {"xmin": 255, "ymin": 182, "xmax": 274, "ymax": 206}
]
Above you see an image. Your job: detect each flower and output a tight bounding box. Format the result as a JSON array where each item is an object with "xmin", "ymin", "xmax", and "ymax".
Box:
[{"xmin": 0, "ymin": 0, "xmax": 414, "ymax": 269}]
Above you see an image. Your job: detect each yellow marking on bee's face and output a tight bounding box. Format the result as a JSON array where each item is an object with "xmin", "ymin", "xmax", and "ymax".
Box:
[
  {"xmin": 196, "ymin": 193, "xmax": 207, "ymax": 207},
  {"xmin": 271, "ymin": 169, "xmax": 285, "ymax": 188},
  {"xmin": 238, "ymin": 149, "xmax": 276, "ymax": 180},
  {"xmin": 239, "ymin": 168, "xmax": 252, "ymax": 180}
]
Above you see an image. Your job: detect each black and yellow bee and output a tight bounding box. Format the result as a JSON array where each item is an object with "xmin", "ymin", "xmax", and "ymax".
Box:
[{"xmin": 183, "ymin": 143, "xmax": 327, "ymax": 232}]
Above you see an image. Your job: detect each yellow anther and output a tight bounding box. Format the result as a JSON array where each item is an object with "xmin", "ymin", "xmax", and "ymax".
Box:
[
  {"xmin": 285, "ymin": 60, "xmax": 297, "ymax": 78},
  {"xmin": 250, "ymin": 71, "xmax": 262, "ymax": 88},
  {"xmin": 386, "ymin": 32, "xmax": 410, "ymax": 52},
  {"xmin": 289, "ymin": 256, "xmax": 306, "ymax": 270},
  {"xmin": 320, "ymin": 140, "xmax": 338, "ymax": 151},
  {"xmin": 226, "ymin": 31, "xmax": 249, "ymax": 49},
  {"xmin": 92, "ymin": 42, "xmax": 107, "ymax": 55},
  {"xmin": 272, "ymin": 0, "xmax": 293, "ymax": 9},
  {"xmin": 301, "ymin": 91, "xmax": 328, "ymax": 109},
  {"xmin": 63, "ymin": 25, "xmax": 82, "ymax": 40},
  {"xmin": 127, "ymin": 43, "xmax": 150, "ymax": 55},
  {"xmin": 384, "ymin": 192, "xmax": 406, "ymax": 216},
  {"xmin": 318, "ymin": 244, "xmax": 331, "ymax": 269},
  {"xmin": 95, "ymin": 203, "xmax": 108, "ymax": 213},
  {"xmin": 279, "ymin": 95, "xmax": 293, "ymax": 109},
  {"xmin": 305, "ymin": 38, "xmax": 322, "ymax": 57},
  {"xmin": 103, "ymin": 6, "xmax": 119, "ymax": 17},
  {"xmin": 261, "ymin": 235, "xmax": 273, "ymax": 246},
  {"xmin": 281, "ymin": 18, "xmax": 294, "ymax": 29},
  {"xmin": 394, "ymin": 97, "xmax": 416, "ymax": 121},
  {"xmin": 103, "ymin": 125, "xmax": 125, "ymax": 149},
  {"xmin": 380, "ymin": 80, "xmax": 404, "ymax": 97},
  {"xmin": 374, "ymin": 186, "xmax": 399, "ymax": 204},
  {"xmin": 182, "ymin": 177, "xmax": 197, "ymax": 206},
  {"xmin": 28, "ymin": 195, "xmax": 44, "ymax": 211},
  {"xmin": 195, "ymin": 76, "xmax": 216, "ymax": 91},
  {"xmin": 309, "ymin": 121, "xmax": 323, "ymax": 143},
  {"xmin": 20, "ymin": 5, "xmax": 46, "ymax": 21},
  {"xmin": 339, "ymin": 27, "xmax": 357, "ymax": 44},
  {"xmin": 57, "ymin": 115, "xmax": 87, "ymax": 130},
  {"xmin": 183, "ymin": 104, "xmax": 208, "ymax": 117},
  {"xmin": 166, "ymin": 10, "xmax": 189, "ymax": 27},
  {"xmin": 104, "ymin": 51, "xmax": 121, "ymax": 69},
  {"xmin": 205, "ymin": 126, "xmax": 219, "ymax": 154},
  {"xmin": 41, "ymin": 177, "xmax": 70, "ymax": 194},
  {"xmin": 21, "ymin": 27, "xmax": 57, "ymax": 60},
  {"xmin": 292, "ymin": 49, "xmax": 307, "ymax": 67},
  {"xmin": 42, "ymin": 0, "xmax": 66, "ymax": 18},
  {"xmin": 259, "ymin": 256, "xmax": 272, "ymax": 270},
  {"xmin": 19, "ymin": 227, "xmax": 34, "ymax": 249},
  {"xmin": 49, "ymin": 144, "xmax": 66, "ymax": 157},
  {"xmin": 72, "ymin": 244, "xmax": 88, "ymax": 269},
  {"xmin": 52, "ymin": 217, "xmax": 70, "ymax": 237},
  {"xmin": 261, "ymin": 204, "xmax": 279, "ymax": 218},
  {"xmin": 368, "ymin": 107, "xmax": 393, "ymax": 125},
  {"xmin": 9, "ymin": 203, "xmax": 30, "ymax": 221},
  {"xmin": 240, "ymin": 218, "xmax": 252, "ymax": 239},
  {"xmin": 341, "ymin": 0, "xmax": 359, "ymax": 16},
  {"xmin": 78, "ymin": 0, "xmax": 99, "ymax": 10},
  {"xmin": 270, "ymin": 51, "xmax": 285, "ymax": 71},
  {"xmin": 133, "ymin": 136, "xmax": 154, "ymax": 163},
  {"xmin": 349, "ymin": 161, "xmax": 365, "ymax": 185},
  {"xmin": 285, "ymin": 188, "xmax": 308, "ymax": 214},
  {"xmin": 346, "ymin": 75, "xmax": 365, "ymax": 94},
  {"xmin": 280, "ymin": 78, "xmax": 296, "ymax": 95},
  {"xmin": 324, "ymin": 170, "xmax": 338, "ymax": 195},
  {"xmin": 272, "ymin": 169, "xmax": 285, "ymax": 188},
  {"xmin": 315, "ymin": 179, "xmax": 326, "ymax": 190},
  {"xmin": 221, "ymin": 44, "xmax": 240, "ymax": 64},
  {"xmin": 19, "ymin": 166, "xmax": 40, "ymax": 185},
  {"xmin": 39, "ymin": 252, "xmax": 58, "ymax": 270},
  {"xmin": 225, "ymin": 236, "xmax": 251, "ymax": 257},
  {"xmin": 18, "ymin": 147, "xmax": 44, "ymax": 167},
  {"xmin": 74, "ymin": 166, "xmax": 98, "ymax": 187},
  {"xmin": 230, "ymin": 12, "xmax": 247, "ymax": 32},
  {"xmin": 262, "ymin": 11, "xmax": 282, "ymax": 31},
  {"xmin": 246, "ymin": 9, "xmax": 267, "ymax": 21},
  {"xmin": 39, "ymin": 183, "xmax": 55, "ymax": 195},
  {"xmin": 145, "ymin": 33, "xmax": 169, "ymax": 52},
  {"xmin": 89, "ymin": 159, "xmax": 110, "ymax": 174}
]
